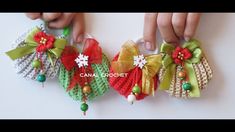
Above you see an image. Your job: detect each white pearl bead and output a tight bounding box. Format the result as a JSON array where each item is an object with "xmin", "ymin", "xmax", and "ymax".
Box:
[{"xmin": 127, "ymin": 94, "xmax": 136, "ymax": 104}]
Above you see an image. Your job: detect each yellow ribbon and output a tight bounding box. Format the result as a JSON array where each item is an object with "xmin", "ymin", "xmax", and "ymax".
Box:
[{"xmin": 111, "ymin": 40, "xmax": 162, "ymax": 96}]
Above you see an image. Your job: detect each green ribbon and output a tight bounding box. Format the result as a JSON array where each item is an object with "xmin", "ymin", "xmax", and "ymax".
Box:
[
  {"xmin": 63, "ymin": 27, "xmax": 71, "ymax": 37},
  {"xmin": 6, "ymin": 27, "xmax": 67, "ymax": 66},
  {"xmin": 159, "ymin": 39, "xmax": 203, "ymax": 97}
]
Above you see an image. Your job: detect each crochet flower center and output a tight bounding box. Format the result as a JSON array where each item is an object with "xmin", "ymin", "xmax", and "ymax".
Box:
[{"xmin": 39, "ymin": 37, "xmax": 47, "ymax": 44}]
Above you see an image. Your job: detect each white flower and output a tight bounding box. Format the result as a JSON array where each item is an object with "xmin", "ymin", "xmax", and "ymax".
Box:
[
  {"xmin": 133, "ymin": 54, "xmax": 147, "ymax": 69},
  {"xmin": 75, "ymin": 53, "xmax": 89, "ymax": 68}
]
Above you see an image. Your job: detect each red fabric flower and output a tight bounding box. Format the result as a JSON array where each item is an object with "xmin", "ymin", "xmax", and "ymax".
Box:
[
  {"xmin": 34, "ymin": 31, "xmax": 55, "ymax": 52},
  {"xmin": 172, "ymin": 46, "xmax": 192, "ymax": 65}
]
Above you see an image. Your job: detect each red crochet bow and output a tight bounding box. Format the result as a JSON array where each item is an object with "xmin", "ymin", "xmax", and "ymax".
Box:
[{"xmin": 60, "ymin": 38, "xmax": 102, "ymax": 91}]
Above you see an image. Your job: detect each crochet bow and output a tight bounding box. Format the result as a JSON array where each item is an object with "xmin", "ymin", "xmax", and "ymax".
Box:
[
  {"xmin": 160, "ymin": 39, "xmax": 203, "ymax": 97},
  {"xmin": 6, "ymin": 27, "xmax": 67, "ymax": 66},
  {"xmin": 111, "ymin": 40, "xmax": 162, "ymax": 96},
  {"xmin": 60, "ymin": 38, "xmax": 102, "ymax": 91}
]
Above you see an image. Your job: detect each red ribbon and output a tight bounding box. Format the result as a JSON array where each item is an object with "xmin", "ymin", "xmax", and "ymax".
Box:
[{"xmin": 60, "ymin": 38, "xmax": 103, "ymax": 91}]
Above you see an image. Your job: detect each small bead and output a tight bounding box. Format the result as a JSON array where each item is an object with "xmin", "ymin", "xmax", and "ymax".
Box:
[
  {"xmin": 80, "ymin": 103, "xmax": 88, "ymax": 112},
  {"xmin": 83, "ymin": 85, "xmax": 92, "ymax": 94},
  {"xmin": 178, "ymin": 71, "xmax": 186, "ymax": 78},
  {"xmin": 132, "ymin": 85, "xmax": 141, "ymax": 94},
  {"xmin": 127, "ymin": 94, "xmax": 136, "ymax": 104},
  {"xmin": 182, "ymin": 82, "xmax": 192, "ymax": 91},
  {"xmin": 37, "ymin": 74, "xmax": 46, "ymax": 82},
  {"xmin": 32, "ymin": 59, "xmax": 41, "ymax": 68},
  {"xmin": 134, "ymin": 93, "xmax": 139, "ymax": 96}
]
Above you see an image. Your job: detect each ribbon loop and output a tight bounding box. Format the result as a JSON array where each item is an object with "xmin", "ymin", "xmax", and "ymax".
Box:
[
  {"xmin": 6, "ymin": 45, "xmax": 36, "ymax": 60},
  {"xmin": 160, "ymin": 43, "xmax": 175, "ymax": 54}
]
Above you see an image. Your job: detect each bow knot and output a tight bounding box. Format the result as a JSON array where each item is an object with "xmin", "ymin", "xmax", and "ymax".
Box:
[
  {"xmin": 111, "ymin": 40, "xmax": 162, "ymax": 95},
  {"xmin": 60, "ymin": 38, "xmax": 103, "ymax": 91},
  {"xmin": 34, "ymin": 31, "xmax": 55, "ymax": 52},
  {"xmin": 172, "ymin": 46, "xmax": 192, "ymax": 65},
  {"xmin": 6, "ymin": 27, "xmax": 67, "ymax": 66}
]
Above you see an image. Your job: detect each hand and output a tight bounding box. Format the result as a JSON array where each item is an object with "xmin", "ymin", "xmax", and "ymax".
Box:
[
  {"xmin": 143, "ymin": 13, "xmax": 201, "ymax": 50},
  {"xmin": 26, "ymin": 13, "xmax": 85, "ymax": 43}
]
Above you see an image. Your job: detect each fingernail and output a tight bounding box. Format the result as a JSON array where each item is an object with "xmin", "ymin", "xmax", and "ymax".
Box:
[
  {"xmin": 145, "ymin": 41, "xmax": 153, "ymax": 50},
  {"xmin": 184, "ymin": 37, "xmax": 190, "ymax": 42},
  {"xmin": 76, "ymin": 35, "xmax": 84, "ymax": 43}
]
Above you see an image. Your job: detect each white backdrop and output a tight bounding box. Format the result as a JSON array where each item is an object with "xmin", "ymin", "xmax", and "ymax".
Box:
[{"xmin": 0, "ymin": 13, "xmax": 234, "ymax": 119}]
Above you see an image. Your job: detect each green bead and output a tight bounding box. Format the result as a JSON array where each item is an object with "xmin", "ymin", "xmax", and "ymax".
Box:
[
  {"xmin": 80, "ymin": 103, "xmax": 88, "ymax": 112},
  {"xmin": 63, "ymin": 27, "xmax": 70, "ymax": 37},
  {"xmin": 182, "ymin": 82, "xmax": 192, "ymax": 91},
  {"xmin": 132, "ymin": 85, "xmax": 141, "ymax": 94},
  {"xmin": 32, "ymin": 60, "xmax": 41, "ymax": 68},
  {"xmin": 37, "ymin": 74, "xmax": 46, "ymax": 82}
]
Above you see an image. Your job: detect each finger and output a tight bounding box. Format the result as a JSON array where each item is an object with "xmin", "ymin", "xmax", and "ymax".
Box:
[
  {"xmin": 48, "ymin": 13, "xmax": 74, "ymax": 29},
  {"xmin": 143, "ymin": 13, "xmax": 158, "ymax": 51},
  {"xmin": 184, "ymin": 13, "xmax": 201, "ymax": 41},
  {"xmin": 172, "ymin": 13, "xmax": 187, "ymax": 38},
  {"xmin": 157, "ymin": 13, "xmax": 179, "ymax": 44},
  {"xmin": 41, "ymin": 13, "xmax": 62, "ymax": 22},
  {"xmin": 72, "ymin": 13, "xmax": 85, "ymax": 43},
  {"xmin": 25, "ymin": 13, "xmax": 41, "ymax": 20}
]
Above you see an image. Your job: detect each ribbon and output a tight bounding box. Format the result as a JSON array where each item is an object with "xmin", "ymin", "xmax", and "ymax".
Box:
[
  {"xmin": 159, "ymin": 39, "xmax": 203, "ymax": 97},
  {"xmin": 60, "ymin": 38, "xmax": 103, "ymax": 91},
  {"xmin": 6, "ymin": 27, "xmax": 67, "ymax": 66},
  {"xmin": 111, "ymin": 40, "xmax": 162, "ymax": 96}
]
